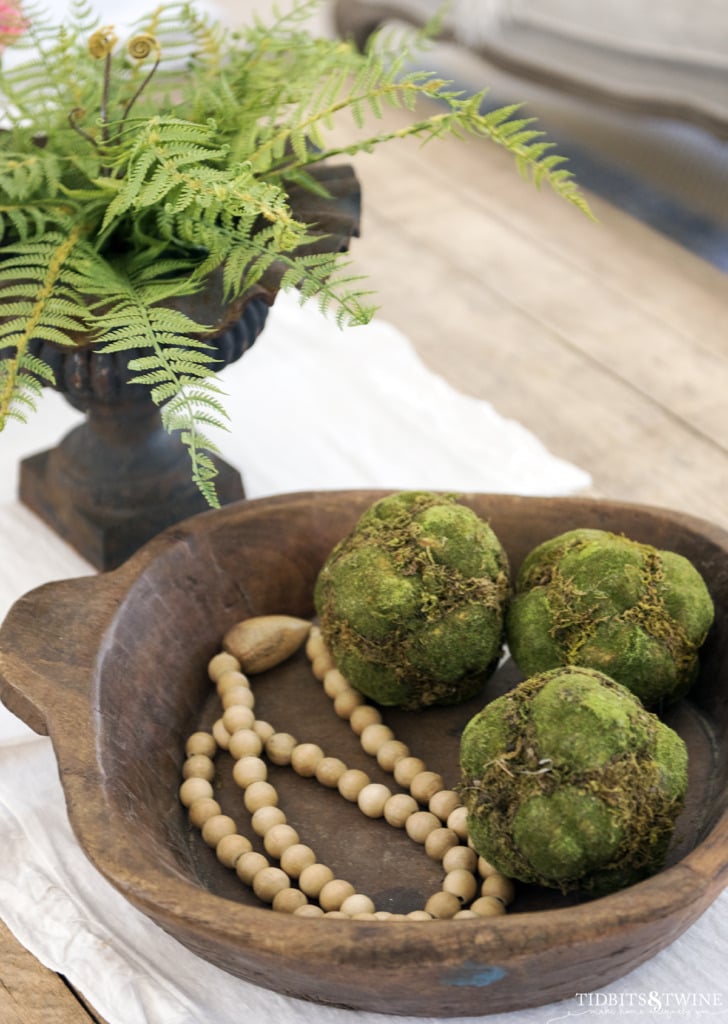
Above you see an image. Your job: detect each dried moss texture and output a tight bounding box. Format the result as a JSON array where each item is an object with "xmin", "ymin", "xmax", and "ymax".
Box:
[
  {"xmin": 460, "ymin": 666, "xmax": 688, "ymax": 894},
  {"xmin": 506, "ymin": 528, "xmax": 714, "ymax": 706},
  {"xmin": 314, "ymin": 492, "xmax": 510, "ymax": 709}
]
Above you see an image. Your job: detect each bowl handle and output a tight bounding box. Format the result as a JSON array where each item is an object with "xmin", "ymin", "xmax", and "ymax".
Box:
[{"xmin": 0, "ymin": 574, "xmax": 118, "ymax": 736}]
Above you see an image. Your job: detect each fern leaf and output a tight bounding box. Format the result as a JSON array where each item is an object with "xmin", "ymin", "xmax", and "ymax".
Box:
[{"xmin": 0, "ymin": 227, "xmax": 91, "ymax": 428}]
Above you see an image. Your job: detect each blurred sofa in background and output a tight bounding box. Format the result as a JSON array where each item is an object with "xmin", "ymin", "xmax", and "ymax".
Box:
[{"xmin": 333, "ymin": 0, "xmax": 728, "ymax": 269}]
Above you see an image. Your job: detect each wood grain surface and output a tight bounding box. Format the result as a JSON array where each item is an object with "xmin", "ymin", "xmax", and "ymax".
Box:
[
  {"xmin": 0, "ymin": 920, "xmax": 106, "ymax": 1024},
  {"xmin": 326, "ymin": 100, "xmax": 728, "ymax": 530}
]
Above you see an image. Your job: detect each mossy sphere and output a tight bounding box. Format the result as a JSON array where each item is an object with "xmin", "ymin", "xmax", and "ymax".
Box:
[
  {"xmin": 460, "ymin": 666, "xmax": 688, "ymax": 894},
  {"xmin": 506, "ymin": 528, "xmax": 714, "ymax": 706},
  {"xmin": 314, "ymin": 492, "xmax": 510, "ymax": 709}
]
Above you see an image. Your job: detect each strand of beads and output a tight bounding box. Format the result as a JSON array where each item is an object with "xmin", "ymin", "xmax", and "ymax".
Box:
[
  {"xmin": 180, "ymin": 620, "xmax": 515, "ymax": 919},
  {"xmin": 186, "ymin": 652, "xmax": 372, "ymax": 919},
  {"xmin": 207, "ymin": 653, "xmax": 480, "ymax": 920},
  {"xmin": 304, "ymin": 626, "xmax": 516, "ymax": 918}
]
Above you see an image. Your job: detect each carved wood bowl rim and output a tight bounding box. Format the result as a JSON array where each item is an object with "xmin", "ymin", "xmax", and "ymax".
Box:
[{"xmin": 0, "ymin": 490, "xmax": 726, "ymax": 1016}]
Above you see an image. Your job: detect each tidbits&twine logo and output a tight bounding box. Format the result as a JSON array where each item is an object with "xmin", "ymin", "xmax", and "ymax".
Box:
[{"xmin": 547, "ymin": 990, "xmax": 725, "ymax": 1021}]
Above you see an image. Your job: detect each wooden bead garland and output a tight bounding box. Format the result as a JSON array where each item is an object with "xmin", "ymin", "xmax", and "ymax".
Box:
[{"xmin": 180, "ymin": 621, "xmax": 515, "ymax": 921}]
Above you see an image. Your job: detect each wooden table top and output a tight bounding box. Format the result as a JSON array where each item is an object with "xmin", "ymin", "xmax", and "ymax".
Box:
[
  {"xmin": 0, "ymin": 919, "xmax": 107, "ymax": 1024},
  {"xmin": 2, "ymin": 92, "xmax": 727, "ymax": 1024}
]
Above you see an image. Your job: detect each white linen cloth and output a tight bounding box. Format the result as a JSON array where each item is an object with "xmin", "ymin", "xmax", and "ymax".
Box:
[{"xmin": 1, "ymin": 292, "xmax": 727, "ymax": 1024}]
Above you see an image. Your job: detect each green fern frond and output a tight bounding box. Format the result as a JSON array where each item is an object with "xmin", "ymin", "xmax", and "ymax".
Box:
[
  {"xmin": 0, "ymin": 359, "xmax": 47, "ymax": 423},
  {"xmin": 0, "ymin": 227, "xmax": 92, "ymax": 427},
  {"xmin": 1, "ymin": 0, "xmax": 595, "ymax": 507},
  {"xmin": 72, "ymin": 259, "xmax": 229, "ymax": 505}
]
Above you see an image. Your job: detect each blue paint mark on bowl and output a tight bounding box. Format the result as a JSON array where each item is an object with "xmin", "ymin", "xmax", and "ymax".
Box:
[{"xmin": 444, "ymin": 961, "xmax": 508, "ymax": 987}]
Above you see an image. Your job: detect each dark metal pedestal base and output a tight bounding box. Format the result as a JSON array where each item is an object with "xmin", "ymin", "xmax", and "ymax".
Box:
[{"xmin": 20, "ymin": 425, "xmax": 244, "ymax": 572}]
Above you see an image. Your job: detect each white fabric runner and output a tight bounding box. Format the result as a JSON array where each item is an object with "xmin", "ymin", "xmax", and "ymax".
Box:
[{"xmin": 1, "ymin": 292, "xmax": 727, "ymax": 1024}]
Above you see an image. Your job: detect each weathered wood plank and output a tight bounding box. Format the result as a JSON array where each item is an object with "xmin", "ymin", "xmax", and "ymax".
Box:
[
  {"xmin": 325, "ymin": 105, "xmax": 728, "ymax": 528},
  {"xmin": 0, "ymin": 919, "xmax": 97, "ymax": 1023}
]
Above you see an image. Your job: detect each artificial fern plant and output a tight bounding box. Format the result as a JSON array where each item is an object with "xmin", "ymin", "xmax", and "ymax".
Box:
[{"xmin": 0, "ymin": 0, "xmax": 592, "ymax": 505}]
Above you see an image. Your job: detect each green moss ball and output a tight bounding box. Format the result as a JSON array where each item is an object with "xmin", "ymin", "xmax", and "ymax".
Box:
[
  {"xmin": 460, "ymin": 666, "xmax": 688, "ymax": 894},
  {"xmin": 314, "ymin": 492, "xmax": 510, "ymax": 709},
  {"xmin": 506, "ymin": 528, "xmax": 714, "ymax": 706}
]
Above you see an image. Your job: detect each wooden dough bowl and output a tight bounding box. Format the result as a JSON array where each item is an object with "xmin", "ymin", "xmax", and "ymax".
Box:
[{"xmin": 1, "ymin": 491, "xmax": 727, "ymax": 1017}]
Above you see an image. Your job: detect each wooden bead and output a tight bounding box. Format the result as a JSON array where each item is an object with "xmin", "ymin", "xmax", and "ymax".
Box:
[
  {"xmin": 201, "ymin": 814, "xmax": 237, "ymax": 848},
  {"xmin": 443, "ymin": 868, "xmax": 478, "ymax": 904},
  {"xmin": 447, "ymin": 806, "xmax": 469, "ymax": 840},
  {"xmin": 360, "ymin": 723, "xmax": 395, "ymax": 756},
  {"xmin": 280, "ymin": 844, "xmax": 317, "ymax": 878},
  {"xmin": 290, "ymin": 743, "xmax": 325, "ymax": 777},
  {"xmin": 265, "ymin": 732, "xmax": 297, "ymax": 766},
  {"xmin": 232, "ymin": 755, "xmax": 267, "ymax": 789},
  {"xmin": 470, "ymin": 895, "xmax": 506, "ymax": 917},
  {"xmin": 429, "ymin": 790, "xmax": 461, "ymax": 822},
  {"xmin": 405, "ymin": 811, "xmax": 441, "ymax": 844},
  {"xmin": 353, "ymin": 912, "xmax": 377, "ymax": 920},
  {"xmin": 264, "ymin": 823, "xmax": 300, "ymax": 858},
  {"xmin": 211, "ymin": 718, "xmax": 231, "ymax": 750},
  {"xmin": 410, "ymin": 771, "xmax": 445, "ymax": 804},
  {"xmin": 222, "ymin": 705, "xmax": 256, "ymax": 735},
  {"xmin": 228, "ymin": 727, "xmax": 262, "ymax": 759},
  {"xmin": 252, "ymin": 866, "xmax": 291, "ymax": 903},
  {"xmin": 294, "ymin": 904, "xmax": 326, "ymax": 918},
  {"xmin": 442, "ymin": 846, "xmax": 478, "ymax": 874},
  {"xmin": 477, "ymin": 855, "xmax": 500, "ymax": 879},
  {"xmin": 348, "ymin": 705, "xmax": 382, "ymax": 735},
  {"xmin": 315, "ymin": 756, "xmax": 347, "ymax": 788},
  {"xmin": 333, "ymin": 688, "xmax": 364, "ymax": 719},
  {"xmin": 272, "ymin": 887, "xmax": 309, "ymax": 914},
  {"xmin": 319, "ymin": 879, "xmax": 356, "ymax": 912},
  {"xmin": 372, "ymin": 911, "xmax": 393, "ymax": 920},
  {"xmin": 312, "ymin": 651, "xmax": 335, "ymax": 679},
  {"xmin": 323, "ymin": 911, "xmax": 349, "ymax": 919},
  {"xmin": 188, "ymin": 797, "xmax": 221, "ymax": 827},
  {"xmin": 208, "ymin": 651, "xmax": 240, "ymax": 682},
  {"xmin": 425, "ymin": 891, "xmax": 461, "ymax": 919},
  {"xmin": 357, "ymin": 782, "xmax": 392, "ymax": 818},
  {"xmin": 393, "ymin": 756, "xmax": 427, "ymax": 788},
  {"xmin": 243, "ymin": 780, "xmax": 278, "ymax": 813},
  {"xmin": 216, "ymin": 833, "xmax": 252, "ymax": 868},
  {"xmin": 337, "ymin": 768, "xmax": 371, "ymax": 802},
  {"xmin": 383, "ymin": 793, "xmax": 419, "ymax": 828},
  {"xmin": 223, "ymin": 709, "xmax": 255, "ymax": 741},
  {"xmin": 340, "ymin": 893, "xmax": 376, "ymax": 916},
  {"xmin": 322, "ymin": 668, "xmax": 350, "ymax": 699},
  {"xmin": 215, "ymin": 669, "xmax": 249, "ymax": 695},
  {"xmin": 235, "ymin": 851, "xmax": 269, "ymax": 885},
  {"xmin": 221, "ymin": 685, "xmax": 255, "ymax": 710},
  {"xmin": 253, "ymin": 719, "xmax": 275, "ymax": 743},
  {"xmin": 251, "ymin": 805, "xmax": 286, "ymax": 836},
  {"xmin": 481, "ymin": 874, "xmax": 516, "ymax": 906},
  {"xmin": 424, "ymin": 827, "xmax": 459, "ymax": 861},
  {"xmin": 179, "ymin": 777, "xmax": 213, "ymax": 807},
  {"xmin": 185, "ymin": 732, "xmax": 216, "ymax": 758},
  {"xmin": 453, "ymin": 910, "xmax": 479, "ymax": 919},
  {"xmin": 299, "ymin": 863, "xmax": 335, "ymax": 898},
  {"xmin": 182, "ymin": 754, "xmax": 215, "ymax": 782},
  {"xmin": 305, "ymin": 628, "xmax": 326, "ymax": 661},
  {"xmin": 406, "ymin": 910, "xmax": 433, "ymax": 920},
  {"xmin": 376, "ymin": 740, "xmax": 410, "ymax": 772}
]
